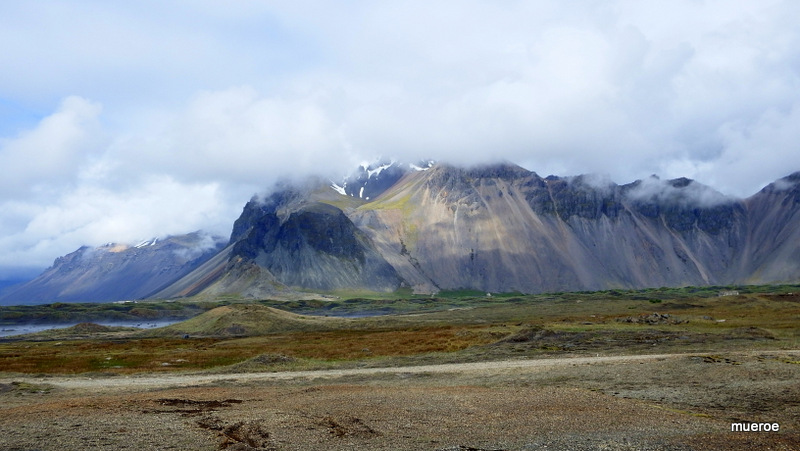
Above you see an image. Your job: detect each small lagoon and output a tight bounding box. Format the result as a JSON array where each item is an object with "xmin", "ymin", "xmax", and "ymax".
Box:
[{"xmin": 0, "ymin": 319, "xmax": 180, "ymax": 337}]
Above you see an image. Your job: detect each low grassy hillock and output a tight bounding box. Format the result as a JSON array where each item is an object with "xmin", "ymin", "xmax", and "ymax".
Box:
[{"xmin": 145, "ymin": 304, "xmax": 351, "ymax": 337}]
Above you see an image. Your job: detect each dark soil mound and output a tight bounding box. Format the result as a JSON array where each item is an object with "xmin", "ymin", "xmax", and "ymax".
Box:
[{"xmin": 69, "ymin": 323, "xmax": 115, "ymax": 333}]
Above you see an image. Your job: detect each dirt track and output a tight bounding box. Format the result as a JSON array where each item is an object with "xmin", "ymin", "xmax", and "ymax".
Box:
[
  {"xmin": 13, "ymin": 352, "xmax": 691, "ymax": 390},
  {"xmin": 1, "ymin": 351, "xmax": 799, "ymax": 450}
]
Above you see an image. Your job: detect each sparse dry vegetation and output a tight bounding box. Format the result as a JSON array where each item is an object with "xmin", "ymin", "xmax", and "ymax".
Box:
[{"xmin": 1, "ymin": 289, "xmax": 798, "ymax": 375}]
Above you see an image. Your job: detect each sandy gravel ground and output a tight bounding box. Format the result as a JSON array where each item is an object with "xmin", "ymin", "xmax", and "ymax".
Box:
[{"xmin": 1, "ymin": 351, "xmax": 798, "ymax": 450}]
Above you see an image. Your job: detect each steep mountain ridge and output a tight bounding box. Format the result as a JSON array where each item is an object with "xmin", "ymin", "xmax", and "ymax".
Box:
[
  {"xmin": 349, "ymin": 163, "xmax": 751, "ymax": 293},
  {"xmin": 739, "ymin": 172, "xmax": 800, "ymax": 283},
  {"xmin": 6, "ymin": 164, "xmax": 800, "ymax": 303}
]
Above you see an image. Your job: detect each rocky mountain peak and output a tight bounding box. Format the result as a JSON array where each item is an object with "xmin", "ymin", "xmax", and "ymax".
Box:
[
  {"xmin": 757, "ymin": 171, "xmax": 800, "ymax": 195},
  {"xmin": 332, "ymin": 158, "xmax": 435, "ymax": 201}
]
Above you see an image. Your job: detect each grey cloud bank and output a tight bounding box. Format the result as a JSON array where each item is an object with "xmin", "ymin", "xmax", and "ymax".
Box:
[{"xmin": 0, "ymin": 0, "xmax": 799, "ymax": 276}]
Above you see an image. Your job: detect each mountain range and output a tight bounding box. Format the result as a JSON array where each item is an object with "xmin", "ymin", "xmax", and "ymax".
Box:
[{"xmin": 3, "ymin": 161, "xmax": 799, "ymax": 304}]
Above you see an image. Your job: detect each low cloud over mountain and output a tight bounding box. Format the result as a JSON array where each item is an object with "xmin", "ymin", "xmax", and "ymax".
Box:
[{"xmin": 6, "ymin": 162, "xmax": 799, "ymax": 304}]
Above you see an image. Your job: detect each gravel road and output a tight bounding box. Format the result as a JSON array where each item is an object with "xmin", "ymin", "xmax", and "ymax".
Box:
[{"xmin": 13, "ymin": 352, "xmax": 691, "ymax": 390}]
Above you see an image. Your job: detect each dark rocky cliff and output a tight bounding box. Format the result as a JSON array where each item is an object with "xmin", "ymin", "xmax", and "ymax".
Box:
[{"xmin": 223, "ymin": 197, "xmax": 401, "ymax": 293}]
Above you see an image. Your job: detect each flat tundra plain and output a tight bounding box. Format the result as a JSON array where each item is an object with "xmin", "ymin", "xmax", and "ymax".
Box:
[{"xmin": 1, "ymin": 350, "xmax": 799, "ymax": 450}]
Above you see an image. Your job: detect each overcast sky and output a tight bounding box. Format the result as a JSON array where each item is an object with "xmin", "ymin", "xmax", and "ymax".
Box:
[{"xmin": 1, "ymin": 0, "xmax": 799, "ymax": 277}]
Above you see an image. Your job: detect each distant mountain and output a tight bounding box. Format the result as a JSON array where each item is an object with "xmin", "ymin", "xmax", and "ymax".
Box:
[
  {"xmin": 0, "ymin": 232, "xmax": 226, "ymax": 304},
  {"xmin": 6, "ymin": 162, "xmax": 800, "ymax": 304},
  {"xmin": 0, "ymin": 279, "xmax": 30, "ymax": 297}
]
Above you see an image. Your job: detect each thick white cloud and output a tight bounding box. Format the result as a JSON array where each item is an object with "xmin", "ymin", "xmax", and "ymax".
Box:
[
  {"xmin": 123, "ymin": 86, "xmax": 355, "ymax": 184},
  {"xmin": 0, "ymin": 0, "xmax": 799, "ymax": 275},
  {"xmin": 0, "ymin": 96, "xmax": 103, "ymax": 196},
  {"xmin": 0, "ymin": 175, "xmax": 240, "ymax": 270}
]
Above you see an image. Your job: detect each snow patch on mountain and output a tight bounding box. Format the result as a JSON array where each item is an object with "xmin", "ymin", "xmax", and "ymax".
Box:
[
  {"xmin": 367, "ymin": 162, "xmax": 394, "ymax": 178},
  {"xmin": 410, "ymin": 161, "xmax": 435, "ymax": 171},
  {"xmin": 330, "ymin": 182, "xmax": 346, "ymax": 195},
  {"xmin": 135, "ymin": 238, "xmax": 159, "ymax": 248}
]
